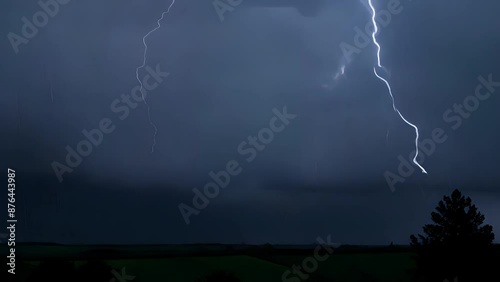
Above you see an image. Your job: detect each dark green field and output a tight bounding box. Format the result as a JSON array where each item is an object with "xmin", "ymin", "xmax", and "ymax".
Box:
[{"xmin": 3, "ymin": 244, "xmax": 424, "ymax": 282}]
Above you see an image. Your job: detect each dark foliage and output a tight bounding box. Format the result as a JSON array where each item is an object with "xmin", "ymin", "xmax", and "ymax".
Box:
[{"xmin": 410, "ymin": 189, "xmax": 496, "ymax": 282}]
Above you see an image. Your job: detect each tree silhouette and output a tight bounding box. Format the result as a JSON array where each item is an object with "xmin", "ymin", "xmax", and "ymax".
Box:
[{"xmin": 410, "ymin": 189, "xmax": 496, "ymax": 282}]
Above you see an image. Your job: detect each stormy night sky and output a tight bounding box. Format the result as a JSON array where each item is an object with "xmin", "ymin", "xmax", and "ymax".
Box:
[{"xmin": 1, "ymin": 0, "xmax": 499, "ymax": 245}]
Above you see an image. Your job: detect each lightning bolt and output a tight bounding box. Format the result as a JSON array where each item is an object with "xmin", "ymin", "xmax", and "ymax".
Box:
[
  {"xmin": 136, "ymin": 0, "xmax": 176, "ymax": 153},
  {"xmin": 367, "ymin": 0, "xmax": 427, "ymax": 174}
]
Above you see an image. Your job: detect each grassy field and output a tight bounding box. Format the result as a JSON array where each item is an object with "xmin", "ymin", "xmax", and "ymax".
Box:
[
  {"xmin": 3, "ymin": 244, "xmax": 419, "ymax": 282},
  {"xmin": 267, "ymin": 253, "xmax": 415, "ymax": 282}
]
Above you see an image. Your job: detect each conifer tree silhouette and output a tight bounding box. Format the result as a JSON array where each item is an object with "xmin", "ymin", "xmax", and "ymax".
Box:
[{"xmin": 410, "ymin": 189, "xmax": 496, "ymax": 282}]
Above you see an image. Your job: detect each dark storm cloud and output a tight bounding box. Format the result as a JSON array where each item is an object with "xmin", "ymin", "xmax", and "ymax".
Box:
[{"xmin": 1, "ymin": 0, "xmax": 499, "ymax": 244}]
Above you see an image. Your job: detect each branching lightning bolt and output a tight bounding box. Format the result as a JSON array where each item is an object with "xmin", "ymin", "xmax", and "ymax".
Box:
[
  {"xmin": 367, "ymin": 0, "xmax": 427, "ymax": 174},
  {"xmin": 136, "ymin": 0, "xmax": 176, "ymax": 153}
]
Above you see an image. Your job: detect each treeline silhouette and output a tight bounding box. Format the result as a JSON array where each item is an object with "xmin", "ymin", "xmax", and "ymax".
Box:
[
  {"xmin": 20, "ymin": 189, "xmax": 498, "ymax": 282},
  {"xmin": 410, "ymin": 189, "xmax": 497, "ymax": 282}
]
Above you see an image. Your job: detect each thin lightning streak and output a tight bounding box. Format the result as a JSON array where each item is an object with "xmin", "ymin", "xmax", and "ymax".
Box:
[
  {"xmin": 136, "ymin": 0, "xmax": 176, "ymax": 153},
  {"xmin": 367, "ymin": 0, "xmax": 427, "ymax": 174}
]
